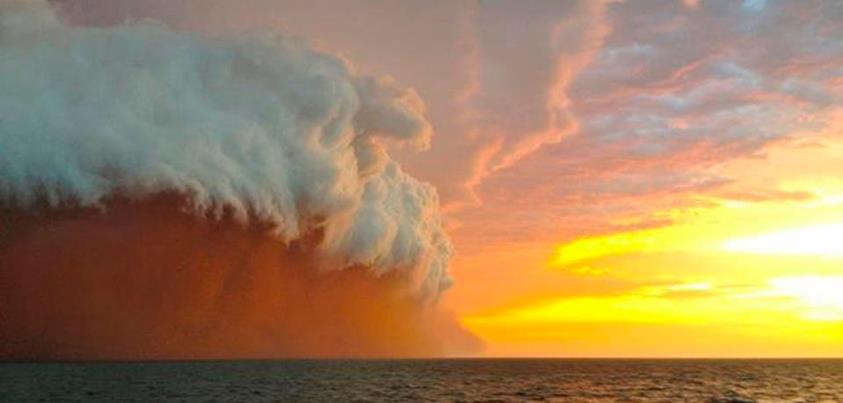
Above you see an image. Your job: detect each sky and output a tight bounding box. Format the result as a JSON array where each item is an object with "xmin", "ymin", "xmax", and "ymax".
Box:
[{"xmin": 48, "ymin": 0, "xmax": 843, "ymax": 357}]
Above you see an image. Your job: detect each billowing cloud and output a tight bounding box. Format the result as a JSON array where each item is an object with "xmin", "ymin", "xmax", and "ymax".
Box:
[
  {"xmin": 1, "ymin": 0, "xmax": 449, "ymax": 293},
  {"xmin": 0, "ymin": 0, "xmax": 483, "ymax": 359}
]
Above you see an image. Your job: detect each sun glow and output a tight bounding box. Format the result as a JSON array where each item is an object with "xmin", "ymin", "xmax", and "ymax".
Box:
[
  {"xmin": 722, "ymin": 223, "xmax": 843, "ymax": 258},
  {"xmin": 770, "ymin": 276, "xmax": 843, "ymax": 321}
]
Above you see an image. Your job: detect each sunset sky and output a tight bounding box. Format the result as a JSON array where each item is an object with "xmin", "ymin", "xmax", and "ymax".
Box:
[{"xmin": 29, "ymin": 0, "xmax": 843, "ymax": 357}]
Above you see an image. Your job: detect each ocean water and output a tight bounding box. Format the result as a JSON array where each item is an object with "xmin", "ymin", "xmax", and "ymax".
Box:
[{"xmin": 0, "ymin": 359, "xmax": 841, "ymax": 402}]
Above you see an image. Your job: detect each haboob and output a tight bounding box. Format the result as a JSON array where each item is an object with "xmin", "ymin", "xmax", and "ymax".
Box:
[{"xmin": 0, "ymin": 0, "xmax": 478, "ymax": 360}]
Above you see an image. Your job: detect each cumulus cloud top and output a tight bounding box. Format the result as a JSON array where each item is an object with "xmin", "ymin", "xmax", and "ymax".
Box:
[{"xmin": 0, "ymin": 0, "xmax": 450, "ymax": 297}]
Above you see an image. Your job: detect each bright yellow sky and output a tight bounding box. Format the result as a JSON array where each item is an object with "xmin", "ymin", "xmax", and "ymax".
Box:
[{"xmin": 451, "ymin": 133, "xmax": 843, "ymax": 357}]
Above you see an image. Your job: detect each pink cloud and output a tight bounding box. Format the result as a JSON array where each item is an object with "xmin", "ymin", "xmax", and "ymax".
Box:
[{"xmin": 450, "ymin": 0, "xmax": 843, "ymax": 249}]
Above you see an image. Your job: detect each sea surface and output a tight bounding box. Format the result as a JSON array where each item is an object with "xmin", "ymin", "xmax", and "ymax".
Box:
[{"xmin": 0, "ymin": 359, "xmax": 841, "ymax": 402}]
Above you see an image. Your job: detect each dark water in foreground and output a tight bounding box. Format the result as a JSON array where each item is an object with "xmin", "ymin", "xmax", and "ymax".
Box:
[{"xmin": 1, "ymin": 359, "xmax": 841, "ymax": 402}]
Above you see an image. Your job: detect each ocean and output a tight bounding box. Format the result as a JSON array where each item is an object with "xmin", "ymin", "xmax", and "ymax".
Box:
[{"xmin": 0, "ymin": 359, "xmax": 841, "ymax": 402}]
